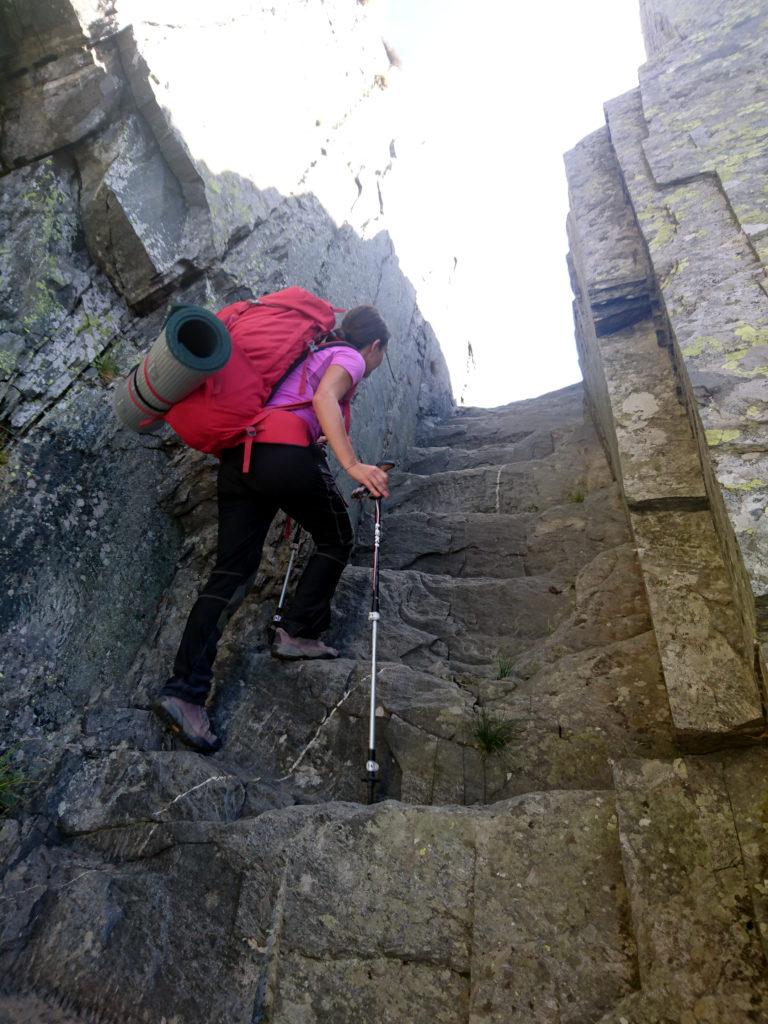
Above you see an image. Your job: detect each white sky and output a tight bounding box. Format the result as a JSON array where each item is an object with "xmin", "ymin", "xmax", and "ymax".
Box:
[
  {"xmin": 378, "ymin": 0, "xmax": 647, "ymax": 407},
  {"xmin": 117, "ymin": 0, "xmax": 646, "ymax": 410}
]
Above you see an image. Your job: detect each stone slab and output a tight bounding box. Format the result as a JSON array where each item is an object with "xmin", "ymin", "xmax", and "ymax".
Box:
[
  {"xmin": 630, "ymin": 509, "xmax": 763, "ymax": 741},
  {"xmin": 606, "ymin": 85, "xmax": 768, "ymax": 643},
  {"xmin": 612, "ymin": 756, "xmax": 768, "ymax": 1017}
]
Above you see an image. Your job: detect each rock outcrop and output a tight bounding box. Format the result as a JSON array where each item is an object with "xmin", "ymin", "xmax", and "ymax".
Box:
[{"xmin": 3, "ymin": 0, "xmax": 768, "ymax": 1022}]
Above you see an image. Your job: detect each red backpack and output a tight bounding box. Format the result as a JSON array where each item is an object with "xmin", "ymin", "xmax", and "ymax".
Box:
[{"xmin": 164, "ymin": 286, "xmax": 346, "ymax": 457}]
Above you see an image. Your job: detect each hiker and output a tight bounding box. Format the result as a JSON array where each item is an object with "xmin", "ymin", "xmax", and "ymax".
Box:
[{"xmin": 152, "ymin": 304, "xmax": 392, "ymax": 753}]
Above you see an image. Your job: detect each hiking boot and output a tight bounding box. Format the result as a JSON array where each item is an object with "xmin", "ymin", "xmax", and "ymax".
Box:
[
  {"xmin": 271, "ymin": 627, "xmax": 339, "ymax": 661},
  {"xmin": 151, "ymin": 695, "xmax": 222, "ymax": 754}
]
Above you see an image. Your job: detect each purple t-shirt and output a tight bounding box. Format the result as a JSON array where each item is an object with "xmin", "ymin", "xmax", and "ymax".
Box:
[{"xmin": 266, "ymin": 345, "xmax": 366, "ymax": 441}]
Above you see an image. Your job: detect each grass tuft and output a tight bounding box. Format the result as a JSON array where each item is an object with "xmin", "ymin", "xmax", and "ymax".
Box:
[
  {"xmin": 0, "ymin": 751, "xmax": 27, "ymax": 815},
  {"xmin": 567, "ymin": 488, "xmax": 586, "ymax": 504},
  {"xmin": 93, "ymin": 350, "xmax": 120, "ymax": 385},
  {"xmin": 473, "ymin": 709, "xmax": 514, "ymax": 757},
  {"xmin": 496, "ymin": 651, "xmax": 514, "ymax": 679}
]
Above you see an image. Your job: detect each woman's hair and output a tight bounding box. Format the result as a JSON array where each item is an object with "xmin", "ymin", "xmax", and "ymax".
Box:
[{"xmin": 338, "ymin": 305, "xmax": 390, "ymax": 350}]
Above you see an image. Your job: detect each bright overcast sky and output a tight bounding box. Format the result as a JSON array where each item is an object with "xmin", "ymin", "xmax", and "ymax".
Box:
[{"xmin": 378, "ymin": 0, "xmax": 647, "ymax": 407}]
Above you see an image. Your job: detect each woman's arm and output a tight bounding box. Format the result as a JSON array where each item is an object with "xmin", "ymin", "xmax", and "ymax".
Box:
[{"xmin": 312, "ymin": 364, "xmax": 390, "ymax": 498}]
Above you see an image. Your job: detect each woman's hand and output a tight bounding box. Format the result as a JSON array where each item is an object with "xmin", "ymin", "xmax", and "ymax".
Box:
[{"xmin": 347, "ymin": 461, "xmax": 390, "ymax": 498}]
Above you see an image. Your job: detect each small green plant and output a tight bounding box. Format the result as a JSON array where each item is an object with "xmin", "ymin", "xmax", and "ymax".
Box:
[
  {"xmin": 0, "ymin": 752, "xmax": 27, "ymax": 815},
  {"xmin": 93, "ymin": 350, "xmax": 119, "ymax": 384},
  {"xmin": 568, "ymin": 488, "xmax": 586, "ymax": 504},
  {"xmin": 0, "ymin": 445, "xmax": 8, "ymax": 468},
  {"xmin": 496, "ymin": 651, "xmax": 514, "ymax": 679},
  {"xmin": 473, "ymin": 709, "xmax": 514, "ymax": 757}
]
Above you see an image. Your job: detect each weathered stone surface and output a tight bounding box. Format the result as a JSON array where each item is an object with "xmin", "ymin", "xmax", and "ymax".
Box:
[
  {"xmin": 418, "ymin": 382, "xmax": 586, "ymax": 447},
  {"xmin": 640, "ymin": 11, "xmax": 768, "ymax": 264},
  {"xmin": 75, "ymin": 113, "xmax": 201, "ymax": 308},
  {"xmin": 57, "ymin": 750, "xmax": 245, "ymax": 835},
  {"xmin": 612, "ymin": 756, "xmax": 768, "ymax": 1017},
  {"xmin": 638, "ymin": 0, "xmax": 731, "ymax": 57},
  {"xmin": 630, "ymin": 509, "xmax": 763, "ymax": 742},
  {"xmin": 0, "ymin": 996, "xmax": 88, "ymax": 1024},
  {"xmin": 597, "ymin": 320, "xmax": 707, "ymax": 506},
  {"xmin": 356, "ymin": 487, "xmax": 628, "ymax": 580},
  {"xmin": 4, "ymin": 796, "xmax": 639, "ymax": 1024},
  {"xmin": 4, "ymin": 3, "xmax": 768, "ymax": 1021},
  {"xmin": 605, "ymin": 85, "xmax": 768, "ymax": 657},
  {"xmin": 0, "ymin": 43, "xmax": 124, "ymax": 170},
  {"xmin": 719, "ymin": 747, "xmax": 768, "ymax": 963},
  {"xmin": 0, "ymin": 156, "xmax": 126, "ymax": 428},
  {"xmin": 566, "ymin": 84, "xmax": 766, "ymax": 749},
  {"xmin": 469, "ymin": 792, "xmax": 636, "ymax": 1023}
]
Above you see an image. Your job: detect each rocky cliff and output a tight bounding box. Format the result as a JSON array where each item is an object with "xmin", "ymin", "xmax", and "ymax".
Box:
[{"xmin": 2, "ymin": 1, "xmax": 768, "ymax": 1022}]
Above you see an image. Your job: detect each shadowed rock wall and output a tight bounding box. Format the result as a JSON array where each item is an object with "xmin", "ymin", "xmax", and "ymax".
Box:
[{"xmin": 0, "ymin": 0, "xmax": 452, "ymax": 809}]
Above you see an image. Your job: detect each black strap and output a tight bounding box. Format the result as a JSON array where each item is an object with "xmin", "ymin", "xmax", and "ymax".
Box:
[{"xmin": 131, "ymin": 366, "xmax": 167, "ymax": 413}]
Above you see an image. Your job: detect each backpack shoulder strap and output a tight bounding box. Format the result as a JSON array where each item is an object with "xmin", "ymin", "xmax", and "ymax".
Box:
[{"xmin": 267, "ymin": 338, "xmax": 360, "ymax": 401}]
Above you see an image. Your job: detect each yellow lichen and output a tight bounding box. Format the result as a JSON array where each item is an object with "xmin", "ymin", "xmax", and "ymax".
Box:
[
  {"xmin": 683, "ymin": 335, "xmax": 723, "ymax": 358},
  {"xmin": 705, "ymin": 429, "xmax": 741, "ymax": 445},
  {"xmin": 724, "ymin": 478, "xmax": 764, "ymax": 492},
  {"xmin": 734, "ymin": 324, "xmax": 768, "ymax": 346}
]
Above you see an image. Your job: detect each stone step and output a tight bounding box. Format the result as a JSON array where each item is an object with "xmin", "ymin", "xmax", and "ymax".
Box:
[
  {"xmin": 0, "ymin": 996, "xmax": 90, "ymax": 1024},
  {"xmin": 262, "ymin": 794, "xmax": 636, "ymax": 1024},
  {"xmin": 327, "ymin": 565, "xmax": 574, "ymax": 674},
  {"xmin": 608, "ymin": 751, "xmax": 768, "ymax": 1019},
  {"xmin": 19, "ymin": 791, "xmax": 639, "ymax": 1024},
  {"xmin": 213, "ymin": 628, "xmax": 672, "ymax": 806},
  {"xmin": 404, "ymin": 430, "xmax": 556, "ymax": 474},
  {"xmin": 417, "ymin": 382, "xmax": 587, "ymax": 449},
  {"xmin": 329, "ymin": 541, "xmax": 651, "ymax": 674},
  {"xmin": 387, "ymin": 436, "xmax": 612, "ymax": 516},
  {"xmin": 353, "ymin": 486, "xmax": 629, "ymax": 579}
]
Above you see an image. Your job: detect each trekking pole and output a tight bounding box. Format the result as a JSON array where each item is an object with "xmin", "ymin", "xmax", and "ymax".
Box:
[
  {"xmin": 268, "ymin": 519, "xmax": 302, "ymax": 643},
  {"xmin": 351, "ymin": 461, "xmax": 394, "ymax": 805},
  {"xmin": 365, "ymin": 495, "xmax": 383, "ymax": 805}
]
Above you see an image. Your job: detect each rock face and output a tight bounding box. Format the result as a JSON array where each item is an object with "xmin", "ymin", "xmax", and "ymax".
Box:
[
  {"xmin": 3, "ymin": 383, "xmax": 768, "ymax": 1022},
  {"xmin": 2, "ymin": 1, "xmax": 768, "ymax": 1022},
  {"xmin": 565, "ymin": 0, "xmax": 768, "ymax": 748}
]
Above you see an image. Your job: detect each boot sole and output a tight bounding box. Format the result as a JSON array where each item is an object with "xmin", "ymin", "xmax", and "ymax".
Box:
[
  {"xmin": 151, "ymin": 701, "xmax": 222, "ymax": 755},
  {"xmin": 271, "ymin": 648, "xmax": 338, "ymax": 661}
]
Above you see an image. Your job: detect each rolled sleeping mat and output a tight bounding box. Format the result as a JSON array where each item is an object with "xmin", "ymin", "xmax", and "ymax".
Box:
[{"xmin": 113, "ymin": 305, "xmax": 232, "ymax": 433}]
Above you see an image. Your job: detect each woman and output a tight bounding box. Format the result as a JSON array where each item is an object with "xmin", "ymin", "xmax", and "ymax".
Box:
[{"xmin": 152, "ymin": 305, "xmax": 392, "ymax": 753}]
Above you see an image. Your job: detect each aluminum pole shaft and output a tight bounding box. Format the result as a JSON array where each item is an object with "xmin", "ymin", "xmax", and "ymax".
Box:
[{"xmin": 369, "ymin": 615, "xmax": 379, "ymax": 749}]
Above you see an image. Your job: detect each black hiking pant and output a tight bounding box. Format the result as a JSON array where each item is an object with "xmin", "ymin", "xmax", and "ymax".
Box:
[{"xmin": 160, "ymin": 443, "xmax": 353, "ymax": 706}]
